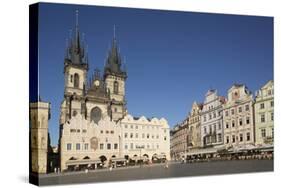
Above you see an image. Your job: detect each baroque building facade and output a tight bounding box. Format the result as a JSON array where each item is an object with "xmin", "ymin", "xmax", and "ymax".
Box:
[
  {"xmin": 59, "ymin": 13, "xmax": 170, "ymax": 171},
  {"xmin": 187, "ymin": 102, "xmax": 202, "ymax": 151},
  {"xmin": 223, "ymin": 84, "xmax": 255, "ymax": 149},
  {"xmin": 200, "ymin": 90, "xmax": 225, "ymax": 148},
  {"xmin": 60, "ymin": 114, "xmax": 123, "ymax": 170},
  {"xmin": 120, "ymin": 115, "xmax": 170, "ymax": 161},
  {"xmin": 170, "ymin": 119, "xmax": 189, "ymax": 160},
  {"xmin": 254, "ymin": 80, "xmax": 274, "ymax": 146}
]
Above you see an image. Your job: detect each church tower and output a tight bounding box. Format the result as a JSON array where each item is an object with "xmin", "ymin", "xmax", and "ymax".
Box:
[
  {"xmin": 104, "ymin": 27, "xmax": 127, "ymax": 121},
  {"xmin": 30, "ymin": 100, "xmax": 50, "ymax": 174},
  {"xmin": 60, "ymin": 10, "xmax": 89, "ymax": 124}
]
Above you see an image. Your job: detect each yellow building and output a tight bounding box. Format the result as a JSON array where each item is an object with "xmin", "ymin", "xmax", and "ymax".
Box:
[
  {"xmin": 30, "ymin": 101, "xmax": 51, "ymax": 174},
  {"xmin": 188, "ymin": 102, "xmax": 202, "ymax": 150},
  {"xmin": 254, "ymin": 80, "xmax": 274, "ymax": 146}
]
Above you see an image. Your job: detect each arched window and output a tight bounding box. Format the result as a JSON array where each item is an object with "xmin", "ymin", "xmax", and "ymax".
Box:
[
  {"xmin": 90, "ymin": 107, "xmax": 102, "ymax": 124},
  {"xmin": 113, "ymin": 81, "xmax": 118, "ymax": 94},
  {"xmin": 74, "ymin": 73, "xmax": 79, "ymax": 88}
]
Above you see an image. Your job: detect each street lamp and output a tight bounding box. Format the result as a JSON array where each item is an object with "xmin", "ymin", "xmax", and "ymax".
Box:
[{"xmin": 136, "ymin": 145, "xmax": 144, "ymax": 167}]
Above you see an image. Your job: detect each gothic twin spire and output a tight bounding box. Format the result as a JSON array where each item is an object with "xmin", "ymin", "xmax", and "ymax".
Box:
[
  {"xmin": 65, "ymin": 10, "xmax": 126, "ymax": 79},
  {"xmin": 65, "ymin": 11, "xmax": 86, "ymax": 65}
]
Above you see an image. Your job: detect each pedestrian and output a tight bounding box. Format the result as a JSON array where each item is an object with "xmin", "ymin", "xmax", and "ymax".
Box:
[
  {"xmin": 164, "ymin": 160, "xmax": 169, "ymax": 169},
  {"xmin": 54, "ymin": 167, "xmax": 57, "ymax": 173},
  {"xmin": 108, "ymin": 160, "xmax": 113, "ymax": 171}
]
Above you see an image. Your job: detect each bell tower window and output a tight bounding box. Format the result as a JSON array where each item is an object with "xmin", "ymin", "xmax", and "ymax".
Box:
[
  {"xmin": 114, "ymin": 81, "xmax": 119, "ymax": 94},
  {"xmin": 74, "ymin": 73, "xmax": 79, "ymax": 88}
]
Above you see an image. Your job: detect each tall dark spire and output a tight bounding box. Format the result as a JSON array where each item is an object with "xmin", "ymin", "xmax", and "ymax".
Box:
[
  {"xmin": 64, "ymin": 10, "xmax": 88, "ymax": 68},
  {"xmin": 104, "ymin": 25, "xmax": 127, "ymax": 78}
]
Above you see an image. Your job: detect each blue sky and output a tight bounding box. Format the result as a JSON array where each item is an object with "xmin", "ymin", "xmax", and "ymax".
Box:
[{"xmin": 37, "ymin": 3, "xmax": 273, "ymax": 146}]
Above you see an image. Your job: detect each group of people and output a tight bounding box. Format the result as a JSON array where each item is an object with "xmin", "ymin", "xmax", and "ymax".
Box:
[{"xmin": 183, "ymin": 150, "xmax": 273, "ymax": 163}]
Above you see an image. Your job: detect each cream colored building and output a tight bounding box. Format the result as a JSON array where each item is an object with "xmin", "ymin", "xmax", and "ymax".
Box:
[
  {"xmin": 223, "ymin": 84, "xmax": 255, "ymax": 148},
  {"xmin": 200, "ymin": 90, "xmax": 225, "ymax": 148},
  {"xmin": 60, "ymin": 114, "xmax": 123, "ymax": 170},
  {"xmin": 187, "ymin": 102, "xmax": 202, "ymax": 151},
  {"xmin": 254, "ymin": 80, "xmax": 274, "ymax": 146},
  {"xmin": 30, "ymin": 101, "xmax": 50, "ymax": 174},
  {"xmin": 170, "ymin": 119, "xmax": 188, "ymax": 160},
  {"xmin": 120, "ymin": 114, "xmax": 170, "ymax": 161}
]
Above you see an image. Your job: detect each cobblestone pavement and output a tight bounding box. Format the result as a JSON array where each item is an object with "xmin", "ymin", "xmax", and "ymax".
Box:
[{"xmin": 37, "ymin": 159, "xmax": 273, "ymax": 186}]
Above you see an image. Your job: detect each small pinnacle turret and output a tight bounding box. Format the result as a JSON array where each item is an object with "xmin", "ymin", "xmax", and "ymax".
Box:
[
  {"xmin": 64, "ymin": 10, "xmax": 88, "ymax": 70},
  {"xmin": 104, "ymin": 25, "xmax": 127, "ymax": 78}
]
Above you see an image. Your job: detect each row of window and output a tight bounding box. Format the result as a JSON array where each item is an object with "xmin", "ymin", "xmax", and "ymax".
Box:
[
  {"xmin": 189, "ymin": 116, "xmax": 199, "ymax": 124},
  {"xmin": 225, "ymin": 117, "xmax": 251, "ymax": 128},
  {"xmin": 70, "ymin": 129, "xmax": 87, "ymax": 133},
  {"xmin": 259, "ymin": 101, "xmax": 274, "ymax": 109},
  {"xmin": 67, "ymin": 143, "xmax": 89, "ymax": 151},
  {"xmin": 100, "ymin": 130, "xmax": 115, "ymax": 134},
  {"xmin": 124, "ymin": 133, "xmax": 167, "ymax": 140},
  {"xmin": 225, "ymin": 104, "xmax": 250, "ymax": 117},
  {"xmin": 66, "ymin": 143, "xmax": 118, "ymax": 151},
  {"xmin": 203, "ymin": 122, "xmax": 222, "ymax": 134},
  {"xmin": 261, "ymin": 128, "xmax": 274, "ymax": 138},
  {"xmin": 225, "ymin": 133, "xmax": 251, "ymax": 143},
  {"xmin": 124, "ymin": 124, "xmax": 161, "ymax": 130},
  {"xmin": 205, "ymin": 133, "xmax": 222, "ymax": 144},
  {"xmin": 261, "ymin": 89, "xmax": 274, "ymax": 97},
  {"xmin": 124, "ymin": 143, "xmax": 160, "ymax": 150},
  {"xmin": 260, "ymin": 113, "xmax": 274, "ymax": 123},
  {"xmin": 203, "ymin": 111, "xmax": 221, "ymax": 122}
]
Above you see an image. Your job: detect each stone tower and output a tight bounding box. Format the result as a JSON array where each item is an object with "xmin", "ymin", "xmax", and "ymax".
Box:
[
  {"xmin": 30, "ymin": 101, "xmax": 50, "ymax": 174},
  {"xmin": 60, "ymin": 10, "xmax": 89, "ymax": 125},
  {"xmin": 104, "ymin": 30, "xmax": 127, "ymax": 121}
]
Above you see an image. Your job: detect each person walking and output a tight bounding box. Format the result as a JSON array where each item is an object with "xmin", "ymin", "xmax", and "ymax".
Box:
[
  {"xmin": 164, "ymin": 159, "xmax": 169, "ymax": 169},
  {"xmin": 108, "ymin": 159, "xmax": 113, "ymax": 171}
]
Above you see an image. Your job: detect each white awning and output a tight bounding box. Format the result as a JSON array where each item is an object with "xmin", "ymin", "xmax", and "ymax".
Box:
[
  {"xmin": 66, "ymin": 159, "xmax": 102, "ymax": 166},
  {"xmin": 111, "ymin": 158, "xmax": 126, "ymax": 162},
  {"xmin": 187, "ymin": 148, "xmax": 217, "ymax": 156}
]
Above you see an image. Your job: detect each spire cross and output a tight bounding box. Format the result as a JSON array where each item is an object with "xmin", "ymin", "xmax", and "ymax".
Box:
[
  {"xmin": 75, "ymin": 10, "xmax": 79, "ymax": 27},
  {"xmin": 113, "ymin": 24, "xmax": 116, "ymax": 39}
]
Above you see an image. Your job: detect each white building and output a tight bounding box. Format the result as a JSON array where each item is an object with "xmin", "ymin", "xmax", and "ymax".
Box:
[
  {"xmin": 60, "ymin": 114, "xmax": 123, "ymax": 171},
  {"xmin": 200, "ymin": 90, "xmax": 225, "ymax": 148},
  {"xmin": 223, "ymin": 84, "xmax": 255, "ymax": 149},
  {"xmin": 254, "ymin": 80, "xmax": 274, "ymax": 146},
  {"xmin": 121, "ymin": 114, "xmax": 170, "ymax": 161}
]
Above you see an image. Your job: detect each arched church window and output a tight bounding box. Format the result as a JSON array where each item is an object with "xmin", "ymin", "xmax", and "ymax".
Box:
[
  {"xmin": 90, "ymin": 107, "xmax": 102, "ymax": 124},
  {"xmin": 74, "ymin": 73, "xmax": 79, "ymax": 88},
  {"xmin": 114, "ymin": 81, "xmax": 119, "ymax": 94}
]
